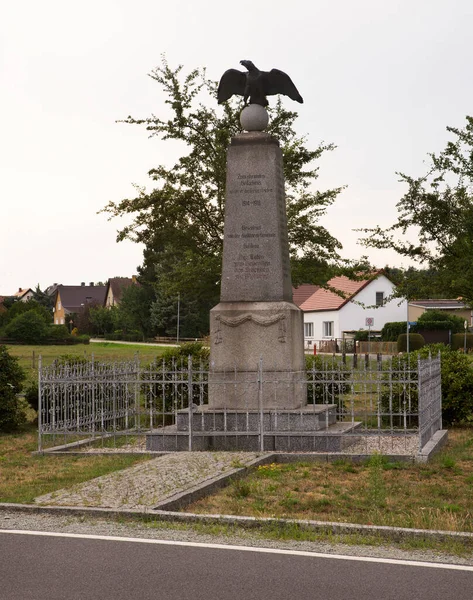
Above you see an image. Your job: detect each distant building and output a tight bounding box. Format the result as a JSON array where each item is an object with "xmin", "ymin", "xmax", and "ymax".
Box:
[
  {"xmin": 295, "ymin": 272, "xmax": 407, "ymax": 346},
  {"xmin": 53, "ymin": 283, "xmax": 107, "ymax": 325},
  {"xmin": 104, "ymin": 277, "xmax": 137, "ymax": 308},
  {"xmin": 408, "ymin": 299, "xmax": 472, "ymax": 326},
  {"xmin": 12, "ymin": 287, "xmax": 35, "ymax": 302}
]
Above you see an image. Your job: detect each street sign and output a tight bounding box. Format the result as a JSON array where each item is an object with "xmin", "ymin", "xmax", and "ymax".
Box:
[{"xmin": 365, "ymin": 317, "xmax": 374, "ymax": 327}]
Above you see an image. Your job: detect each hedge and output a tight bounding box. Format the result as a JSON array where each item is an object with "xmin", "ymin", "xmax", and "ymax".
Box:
[{"xmin": 397, "ymin": 333, "xmax": 425, "ymax": 352}]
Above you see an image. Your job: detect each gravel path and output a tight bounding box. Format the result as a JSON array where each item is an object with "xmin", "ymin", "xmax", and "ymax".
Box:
[{"xmin": 35, "ymin": 452, "xmax": 261, "ymax": 509}]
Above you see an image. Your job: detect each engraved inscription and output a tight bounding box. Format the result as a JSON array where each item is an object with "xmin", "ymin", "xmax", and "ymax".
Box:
[{"xmin": 225, "ymin": 168, "xmax": 290, "ymax": 286}]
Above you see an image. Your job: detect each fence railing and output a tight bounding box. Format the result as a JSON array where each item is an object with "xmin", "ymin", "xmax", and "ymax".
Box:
[
  {"xmin": 38, "ymin": 353, "xmax": 442, "ymax": 455},
  {"xmin": 305, "ymin": 339, "xmax": 398, "ymax": 355}
]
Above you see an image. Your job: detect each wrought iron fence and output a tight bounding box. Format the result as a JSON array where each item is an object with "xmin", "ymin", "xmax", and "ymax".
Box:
[{"xmin": 37, "ymin": 353, "xmax": 442, "ymax": 455}]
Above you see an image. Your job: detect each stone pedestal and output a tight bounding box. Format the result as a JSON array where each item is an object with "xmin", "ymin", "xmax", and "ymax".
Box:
[
  {"xmin": 209, "ymin": 301, "xmax": 305, "ymax": 409},
  {"xmin": 209, "ymin": 131, "xmax": 306, "ymax": 410}
]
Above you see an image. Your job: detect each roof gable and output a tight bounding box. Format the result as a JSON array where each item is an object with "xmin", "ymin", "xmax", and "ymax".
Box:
[
  {"xmin": 300, "ymin": 275, "xmax": 378, "ymax": 312},
  {"xmin": 106, "ymin": 277, "xmax": 136, "ymax": 305},
  {"xmin": 56, "ymin": 285, "xmax": 107, "ymax": 312},
  {"xmin": 292, "ymin": 284, "xmax": 320, "ymax": 307}
]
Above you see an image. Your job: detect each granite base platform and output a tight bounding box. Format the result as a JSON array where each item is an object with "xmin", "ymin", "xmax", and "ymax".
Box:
[{"xmin": 146, "ymin": 404, "xmax": 362, "ymax": 452}]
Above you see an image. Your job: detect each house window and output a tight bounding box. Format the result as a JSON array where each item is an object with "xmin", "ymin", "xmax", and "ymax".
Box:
[
  {"xmin": 304, "ymin": 322, "xmax": 314, "ymax": 338},
  {"xmin": 58, "ymin": 301, "xmax": 61, "ymax": 310},
  {"xmin": 376, "ymin": 292, "xmax": 384, "ymax": 306},
  {"xmin": 55, "ymin": 319, "xmax": 58, "ymax": 324},
  {"xmin": 60, "ymin": 318, "xmax": 65, "ymax": 324},
  {"xmin": 323, "ymin": 321, "xmax": 334, "ymax": 338}
]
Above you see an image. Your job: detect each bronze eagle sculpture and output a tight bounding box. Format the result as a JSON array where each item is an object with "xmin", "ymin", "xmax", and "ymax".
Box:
[{"xmin": 217, "ymin": 60, "xmax": 303, "ymax": 107}]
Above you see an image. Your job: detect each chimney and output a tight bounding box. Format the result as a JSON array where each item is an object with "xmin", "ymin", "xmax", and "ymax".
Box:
[
  {"xmin": 89, "ymin": 282, "xmax": 94, "ymax": 286},
  {"xmin": 81, "ymin": 282, "xmax": 85, "ymax": 286},
  {"xmin": 18, "ymin": 287, "xmax": 22, "ymax": 292}
]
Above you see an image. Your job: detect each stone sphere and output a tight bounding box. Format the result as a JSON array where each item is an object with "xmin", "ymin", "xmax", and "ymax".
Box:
[{"xmin": 240, "ymin": 104, "xmax": 269, "ymax": 131}]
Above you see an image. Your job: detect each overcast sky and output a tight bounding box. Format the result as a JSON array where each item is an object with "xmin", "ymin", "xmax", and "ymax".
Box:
[{"xmin": 1, "ymin": 0, "xmax": 472, "ymax": 294}]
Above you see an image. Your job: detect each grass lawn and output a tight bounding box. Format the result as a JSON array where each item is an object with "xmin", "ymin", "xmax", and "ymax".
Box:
[
  {"xmin": 0, "ymin": 423, "xmax": 151, "ymax": 504},
  {"xmin": 7, "ymin": 342, "xmax": 169, "ymax": 385},
  {"xmin": 186, "ymin": 428, "xmax": 473, "ymax": 533}
]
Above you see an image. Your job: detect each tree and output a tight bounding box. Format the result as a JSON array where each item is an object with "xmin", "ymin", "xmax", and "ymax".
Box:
[
  {"xmin": 101, "ymin": 58, "xmax": 348, "ymax": 336},
  {"xmin": 382, "ymin": 266, "xmax": 452, "ymax": 301},
  {"xmin": 359, "ymin": 116, "xmax": 473, "ymax": 305},
  {"xmin": 0, "ymin": 345, "xmax": 26, "ymax": 431},
  {"xmin": 114, "ymin": 284, "xmax": 155, "ymax": 339},
  {"xmin": 32, "ymin": 284, "xmax": 54, "ymax": 311},
  {"xmin": 89, "ymin": 305, "xmax": 116, "ymax": 335}
]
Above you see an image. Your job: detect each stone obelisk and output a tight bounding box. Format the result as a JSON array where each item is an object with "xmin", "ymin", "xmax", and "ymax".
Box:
[{"xmin": 209, "ymin": 105, "xmax": 306, "ymax": 410}]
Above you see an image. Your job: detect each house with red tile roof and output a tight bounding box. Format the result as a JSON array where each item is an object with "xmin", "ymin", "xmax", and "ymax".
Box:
[
  {"xmin": 292, "ymin": 284, "xmax": 320, "ymax": 308},
  {"xmin": 296, "ymin": 272, "xmax": 407, "ymax": 346}
]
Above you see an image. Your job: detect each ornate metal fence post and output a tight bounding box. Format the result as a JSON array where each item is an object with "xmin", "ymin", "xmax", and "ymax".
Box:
[
  {"xmin": 258, "ymin": 357, "xmax": 264, "ymax": 452},
  {"xmin": 438, "ymin": 351, "xmax": 443, "ymax": 431},
  {"xmin": 38, "ymin": 355, "xmax": 42, "ymax": 452},
  {"xmin": 135, "ymin": 353, "xmax": 141, "ymax": 433},
  {"xmin": 188, "ymin": 355, "xmax": 193, "ymax": 452}
]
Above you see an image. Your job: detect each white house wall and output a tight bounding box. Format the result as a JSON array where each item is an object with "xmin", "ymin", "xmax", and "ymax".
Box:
[
  {"xmin": 302, "ymin": 275, "xmax": 407, "ymax": 344},
  {"xmin": 302, "ymin": 310, "xmax": 339, "ymax": 348}
]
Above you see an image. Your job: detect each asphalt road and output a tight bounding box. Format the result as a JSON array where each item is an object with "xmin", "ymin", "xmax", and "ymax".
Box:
[{"xmin": 1, "ymin": 530, "xmax": 472, "ymax": 600}]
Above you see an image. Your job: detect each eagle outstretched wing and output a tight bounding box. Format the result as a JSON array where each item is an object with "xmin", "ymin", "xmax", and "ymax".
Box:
[
  {"xmin": 217, "ymin": 69, "xmax": 247, "ymax": 104},
  {"xmin": 263, "ymin": 69, "xmax": 303, "ymax": 103}
]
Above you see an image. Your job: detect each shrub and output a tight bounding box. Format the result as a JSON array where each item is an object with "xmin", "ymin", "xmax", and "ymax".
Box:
[
  {"xmin": 47, "ymin": 324, "xmax": 71, "ymax": 341},
  {"xmin": 414, "ymin": 310, "xmax": 465, "ymax": 334},
  {"xmin": 381, "ymin": 322, "xmax": 406, "ymax": 342},
  {"xmin": 5, "ymin": 311, "xmax": 50, "ymax": 344},
  {"xmin": 0, "ymin": 345, "xmax": 27, "ymax": 431},
  {"xmin": 381, "ymin": 344, "xmax": 473, "ymax": 426},
  {"xmin": 2, "ymin": 300, "xmax": 52, "ymax": 326},
  {"xmin": 451, "ymin": 333, "xmax": 473, "ymax": 352},
  {"xmin": 397, "ymin": 333, "xmax": 425, "ymax": 352},
  {"xmin": 419, "ymin": 345, "xmax": 473, "ymax": 425},
  {"xmin": 354, "ymin": 329, "xmax": 369, "ymax": 341},
  {"xmin": 144, "ymin": 343, "xmax": 210, "ymax": 418},
  {"xmin": 53, "ymin": 354, "xmax": 89, "ymax": 367},
  {"xmin": 24, "ymin": 382, "xmax": 39, "ymax": 412},
  {"xmin": 305, "ymin": 354, "xmax": 349, "ymax": 407},
  {"xmin": 161, "ymin": 342, "xmax": 210, "ymax": 364}
]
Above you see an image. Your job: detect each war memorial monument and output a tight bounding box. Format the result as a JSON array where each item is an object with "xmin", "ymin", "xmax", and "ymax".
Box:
[{"xmin": 147, "ymin": 61, "xmax": 341, "ymax": 451}]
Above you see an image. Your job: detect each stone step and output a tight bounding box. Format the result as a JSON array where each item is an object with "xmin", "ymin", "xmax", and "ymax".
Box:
[
  {"xmin": 146, "ymin": 420, "xmax": 362, "ymax": 452},
  {"xmin": 176, "ymin": 404, "xmax": 337, "ymax": 433}
]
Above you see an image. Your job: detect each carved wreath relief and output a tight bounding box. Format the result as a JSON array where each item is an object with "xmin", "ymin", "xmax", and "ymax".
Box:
[{"xmin": 214, "ymin": 313, "xmax": 287, "ymax": 345}]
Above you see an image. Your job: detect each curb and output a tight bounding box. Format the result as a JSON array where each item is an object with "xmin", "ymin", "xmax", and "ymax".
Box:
[{"xmin": 1, "ymin": 502, "xmax": 472, "ymax": 545}]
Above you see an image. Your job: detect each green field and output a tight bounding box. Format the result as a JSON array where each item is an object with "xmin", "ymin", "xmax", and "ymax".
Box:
[{"xmin": 6, "ymin": 342, "xmax": 169, "ymax": 385}]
